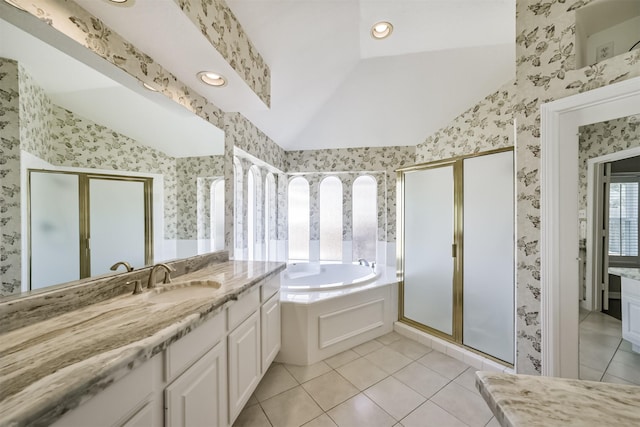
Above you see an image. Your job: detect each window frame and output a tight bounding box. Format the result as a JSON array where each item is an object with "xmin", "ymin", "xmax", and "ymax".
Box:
[{"xmin": 608, "ymin": 173, "xmax": 640, "ymax": 266}]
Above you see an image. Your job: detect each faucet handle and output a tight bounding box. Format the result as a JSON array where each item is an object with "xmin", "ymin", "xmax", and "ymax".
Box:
[{"xmin": 128, "ymin": 280, "xmax": 143, "ymax": 295}]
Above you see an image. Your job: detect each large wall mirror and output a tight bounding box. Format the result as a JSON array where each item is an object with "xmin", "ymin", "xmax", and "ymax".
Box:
[{"xmin": 0, "ymin": 7, "xmax": 226, "ymax": 297}]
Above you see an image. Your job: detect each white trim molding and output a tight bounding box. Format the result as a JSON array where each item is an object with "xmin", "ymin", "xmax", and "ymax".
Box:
[{"xmin": 541, "ymin": 76, "xmax": 640, "ymax": 378}]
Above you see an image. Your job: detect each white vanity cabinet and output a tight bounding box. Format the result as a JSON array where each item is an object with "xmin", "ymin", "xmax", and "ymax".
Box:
[
  {"xmin": 164, "ymin": 312, "xmax": 227, "ymax": 427},
  {"xmin": 49, "ymin": 273, "xmax": 282, "ymax": 427},
  {"xmin": 164, "ymin": 340, "xmax": 227, "ymax": 427},
  {"xmin": 50, "ymin": 351, "xmax": 164, "ymax": 427}
]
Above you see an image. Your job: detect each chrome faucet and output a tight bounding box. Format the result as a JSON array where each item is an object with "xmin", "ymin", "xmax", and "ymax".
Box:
[
  {"xmin": 358, "ymin": 258, "xmax": 370, "ymax": 267},
  {"xmin": 110, "ymin": 261, "xmax": 134, "ymax": 272},
  {"xmin": 147, "ymin": 263, "xmax": 175, "ymax": 289}
]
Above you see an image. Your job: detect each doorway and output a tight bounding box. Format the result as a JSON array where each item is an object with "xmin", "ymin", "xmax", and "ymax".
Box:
[{"xmin": 540, "ymin": 75, "xmax": 640, "ymax": 378}]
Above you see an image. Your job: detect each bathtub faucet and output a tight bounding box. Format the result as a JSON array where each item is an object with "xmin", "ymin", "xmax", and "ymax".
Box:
[{"xmin": 358, "ymin": 258, "xmax": 370, "ymax": 267}]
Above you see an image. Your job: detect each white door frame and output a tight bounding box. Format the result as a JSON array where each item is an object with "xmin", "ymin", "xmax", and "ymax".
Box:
[{"xmin": 540, "ymin": 76, "xmax": 640, "ymax": 378}]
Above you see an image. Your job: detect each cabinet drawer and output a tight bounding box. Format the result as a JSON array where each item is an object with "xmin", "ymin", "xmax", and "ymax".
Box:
[
  {"xmin": 227, "ymin": 285, "xmax": 260, "ymax": 331},
  {"xmin": 261, "ymin": 274, "xmax": 281, "ymax": 302},
  {"xmin": 165, "ymin": 311, "xmax": 225, "ymax": 382}
]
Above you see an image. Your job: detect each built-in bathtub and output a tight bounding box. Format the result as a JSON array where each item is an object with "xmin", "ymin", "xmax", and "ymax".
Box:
[{"xmin": 277, "ymin": 263, "xmax": 398, "ymax": 366}]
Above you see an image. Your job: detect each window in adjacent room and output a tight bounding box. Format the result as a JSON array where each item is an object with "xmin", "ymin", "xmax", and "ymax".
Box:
[
  {"xmin": 288, "ymin": 177, "xmax": 310, "ymax": 261},
  {"xmin": 609, "ymin": 174, "xmax": 639, "ymax": 264},
  {"xmin": 320, "ymin": 176, "xmax": 343, "ymax": 261},
  {"xmin": 352, "ymin": 175, "xmax": 377, "ymax": 262}
]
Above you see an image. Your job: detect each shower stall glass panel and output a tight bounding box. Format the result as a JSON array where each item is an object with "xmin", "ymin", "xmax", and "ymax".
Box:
[
  {"xmin": 462, "ymin": 151, "xmax": 514, "ymax": 364},
  {"xmin": 402, "ymin": 164, "xmax": 455, "ymax": 336}
]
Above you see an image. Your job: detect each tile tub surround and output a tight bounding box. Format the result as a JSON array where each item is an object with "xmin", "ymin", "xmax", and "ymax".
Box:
[
  {"xmin": 0, "ymin": 259, "xmax": 285, "ymax": 427},
  {"xmin": 475, "ymin": 371, "xmax": 640, "ymax": 427}
]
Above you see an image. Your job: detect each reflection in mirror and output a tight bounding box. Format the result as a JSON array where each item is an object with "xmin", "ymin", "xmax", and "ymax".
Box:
[
  {"xmin": 0, "ymin": 13, "xmax": 225, "ymax": 297},
  {"xmin": 577, "ymin": 114, "xmax": 640, "ymax": 385}
]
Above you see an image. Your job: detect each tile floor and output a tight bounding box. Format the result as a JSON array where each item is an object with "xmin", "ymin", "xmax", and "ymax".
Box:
[
  {"xmin": 579, "ymin": 308, "xmax": 640, "ymax": 385},
  {"xmin": 233, "ymin": 332, "xmax": 500, "ymax": 427}
]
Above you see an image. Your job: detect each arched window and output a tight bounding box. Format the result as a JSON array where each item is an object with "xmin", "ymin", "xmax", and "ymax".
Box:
[
  {"xmin": 210, "ymin": 179, "xmax": 225, "ymax": 251},
  {"xmin": 352, "ymin": 175, "xmax": 377, "ymax": 262},
  {"xmin": 288, "ymin": 177, "xmax": 310, "ymax": 261},
  {"xmin": 320, "ymin": 176, "xmax": 343, "ymax": 261},
  {"xmin": 265, "ymin": 173, "xmax": 275, "ymax": 261},
  {"xmin": 247, "ymin": 167, "xmax": 257, "ymax": 260}
]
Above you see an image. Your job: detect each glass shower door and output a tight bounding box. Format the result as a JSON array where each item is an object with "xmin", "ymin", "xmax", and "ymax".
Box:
[
  {"xmin": 462, "ymin": 151, "xmax": 514, "ymax": 364},
  {"xmin": 89, "ymin": 178, "xmax": 147, "ymax": 276},
  {"xmin": 402, "ymin": 164, "xmax": 455, "ymax": 336}
]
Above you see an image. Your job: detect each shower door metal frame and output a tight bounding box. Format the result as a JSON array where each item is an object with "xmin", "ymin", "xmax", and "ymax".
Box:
[{"xmin": 397, "ymin": 146, "xmax": 514, "ymax": 366}]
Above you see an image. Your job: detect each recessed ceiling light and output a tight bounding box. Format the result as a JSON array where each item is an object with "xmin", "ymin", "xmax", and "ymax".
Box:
[
  {"xmin": 102, "ymin": 0, "xmax": 135, "ymax": 7},
  {"xmin": 4, "ymin": 0, "xmax": 26, "ymax": 11},
  {"xmin": 371, "ymin": 21, "xmax": 393, "ymax": 39},
  {"xmin": 142, "ymin": 82, "xmax": 158, "ymax": 92},
  {"xmin": 197, "ymin": 71, "xmax": 227, "ymax": 87}
]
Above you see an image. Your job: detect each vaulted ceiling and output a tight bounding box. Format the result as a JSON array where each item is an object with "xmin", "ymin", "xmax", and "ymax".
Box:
[{"xmin": 63, "ymin": 0, "xmax": 516, "ymax": 151}]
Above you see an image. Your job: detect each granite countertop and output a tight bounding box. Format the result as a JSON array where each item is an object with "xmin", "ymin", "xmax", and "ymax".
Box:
[
  {"xmin": 609, "ymin": 267, "xmax": 640, "ymax": 281},
  {"xmin": 476, "ymin": 371, "xmax": 640, "ymax": 426},
  {"xmin": 0, "ymin": 260, "xmax": 285, "ymax": 427}
]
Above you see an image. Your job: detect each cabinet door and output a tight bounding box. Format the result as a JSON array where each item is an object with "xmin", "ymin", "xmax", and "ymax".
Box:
[
  {"xmin": 261, "ymin": 293, "xmax": 281, "ymax": 372},
  {"xmin": 165, "ymin": 340, "xmax": 227, "ymax": 427},
  {"xmin": 228, "ymin": 311, "xmax": 261, "ymax": 424}
]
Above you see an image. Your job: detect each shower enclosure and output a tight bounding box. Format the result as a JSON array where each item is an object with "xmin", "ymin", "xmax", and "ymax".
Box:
[{"xmin": 398, "ymin": 148, "xmax": 514, "ymax": 365}]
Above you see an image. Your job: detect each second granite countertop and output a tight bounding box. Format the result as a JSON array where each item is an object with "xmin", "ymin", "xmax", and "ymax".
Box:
[{"xmin": 0, "ymin": 260, "xmax": 285, "ymax": 427}]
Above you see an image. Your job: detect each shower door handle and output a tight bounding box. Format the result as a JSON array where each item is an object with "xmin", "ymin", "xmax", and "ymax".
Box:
[{"xmin": 452, "ymin": 243, "xmax": 457, "ymax": 258}]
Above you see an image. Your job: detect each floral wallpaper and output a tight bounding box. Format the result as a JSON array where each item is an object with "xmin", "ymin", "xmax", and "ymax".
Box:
[
  {"xmin": 415, "ymin": 0, "xmax": 640, "ymax": 374},
  {"xmin": 176, "ymin": 156, "xmax": 224, "ymax": 240},
  {"xmin": 12, "ymin": 0, "xmax": 225, "ymax": 130},
  {"xmin": 18, "ymin": 66, "xmax": 53, "ymax": 162},
  {"xmin": 174, "ymin": 0, "xmax": 270, "ymax": 106},
  {"xmin": 49, "ymin": 105, "xmax": 179, "ymax": 239},
  {"xmin": 578, "ymin": 116, "xmax": 640, "ymax": 212},
  {"xmin": 0, "ymin": 59, "xmax": 21, "ymax": 296}
]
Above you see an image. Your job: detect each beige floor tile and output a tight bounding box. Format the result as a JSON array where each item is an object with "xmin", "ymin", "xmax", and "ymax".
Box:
[
  {"xmin": 579, "ymin": 364, "xmax": 603, "ymax": 381},
  {"xmin": 364, "ymin": 346, "xmax": 413, "ymax": 374},
  {"xmin": 579, "ymin": 307, "xmax": 590, "ymax": 323},
  {"xmin": 612, "ymin": 345, "xmax": 640, "ymax": 368},
  {"xmin": 327, "ymin": 393, "xmax": 396, "ymax": 427},
  {"xmin": 302, "ymin": 413, "xmax": 338, "ymax": 427},
  {"xmin": 336, "ymin": 357, "xmax": 388, "ymax": 390},
  {"xmin": 393, "ymin": 362, "xmax": 450, "ymax": 399},
  {"xmin": 580, "ymin": 312, "xmax": 622, "ymax": 338},
  {"xmin": 302, "ymin": 371, "xmax": 359, "ymax": 411},
  {"xmin": 602, "ymin": 373, "xmax": 638, "ymax": 385},
  {"xmin": 324, "ymin": 350, "xmax": 361, "ymax": 369},
  {"xmin": 246, "ymin": 393, "xmax": 258, "ymax": 407},
  {"xmin": 377, "ymin": 332, "xmax": 404, "ymax": 345},
  {"xmin": 233, "ymin": 403, "xmax": 271, "ymax": 427},
  {"xmin": 254, "ymin": 363, "xmax": 299, "ymax": 402},
  {"xmin": 285, "ymin": 361, "xmax": 333, "ymax": 384},
  {"xmin": 363, "ymin": 376, "xmax": 426, "ymax": 420},
  {"xmin": 431, "ymin": 382, "xmax": 493, "ymax": 427},
  {"xmin": 261, "ymin": 386, "xmax": 323, "ymax": 427},
  {"xmin": 386, "ymin": 338, "xmax": 431, "ymax": 360},
  {"xmin": 454, "ymin": 367, "xmax": 481, "ymax": 394},
  {"xmin": 603, "ymin": 359, "xmax": 640, "ymax": 385},
  {"xmin": 352, "ymin": 339, "xmax": 384, "ymax": 356},
  {"xmin": 417, "ymin": 351, "xmax": 470, "ymax": 380},
  {"xmin": 485, "ymin": 417, "xmax": 501, "ymax": 427},
  {"xmin": 400, "ymin": 401, "xmax": 468, "ymax": 427},
  {"xmin": 619, "ymin": 339, "xmax": 633, "ymax": 352},
  {"xmin": 580, "ymin": 339, "xmax": 620, "ymax": 372}
]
